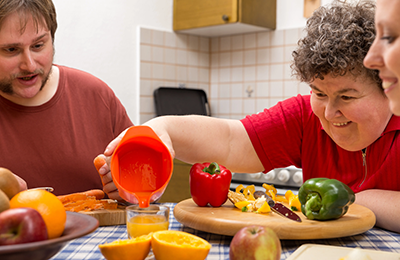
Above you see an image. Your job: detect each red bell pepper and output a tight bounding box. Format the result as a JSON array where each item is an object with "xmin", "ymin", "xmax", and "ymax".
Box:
[{"xmin": 189, "ymin": 162, "xmax": 232, "ymax": 207}]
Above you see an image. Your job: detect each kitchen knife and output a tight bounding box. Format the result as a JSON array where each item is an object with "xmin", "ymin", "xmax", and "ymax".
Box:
[
  {"xmin": 254, "ymin": 190, "xmax": 302, "ymax": 222},
  {"xmin": 271, "ymin": 202, "xmax": 302, "ymax": 222}
]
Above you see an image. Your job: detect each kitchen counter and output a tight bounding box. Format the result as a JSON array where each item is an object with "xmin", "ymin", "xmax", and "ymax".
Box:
[{"xmin": 50, "ymin": 202, "xmax": 400, "ymax": 260}]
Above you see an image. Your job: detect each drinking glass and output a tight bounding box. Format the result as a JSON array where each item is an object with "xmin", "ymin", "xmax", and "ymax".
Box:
[{"xmin": 126, "ymin": 205, "xmax": 170, "ymax": 259}]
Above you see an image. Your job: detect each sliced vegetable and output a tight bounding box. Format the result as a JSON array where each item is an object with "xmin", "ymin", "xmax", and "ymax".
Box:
[
  {"xmin": 285, "ymin": 190, "xmax": 301, "ymax": 211},
  {"xmin": 58, "ymin": 189, "xmax": 117, "ymax": 212},
  {"xmin": 57, "ymin": 189, "xmax": 105, "ymax": 203},
  {"xmin": 275, "ymin": 195, "xmax": 288, "ymax": 203},
  {"xmin": 235, "ymin": 184, "xmax": 245, "ymax": 194},
  {"xmin": 243, "ymin": 185, "xmax": 256, "ymax": 201},
  {"xmin": 262, "ymin": 183, "xmax": 277, "ymax": 201},
  {"xmin": 256, "ymin": 202, "xmax": 271, "ymax": 213},
  {"xmin": 234, "ymin": 201, "xmax": 251, "ymax": 210}
]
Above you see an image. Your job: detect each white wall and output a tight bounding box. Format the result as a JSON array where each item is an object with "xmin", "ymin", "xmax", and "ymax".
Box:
[
  {"xmin": 53, "ymin": 0, "xmax": 174, "ymax": 124},
  {"xmin": 277, "ymin": 0, "xmax": 333, "ymax": 29},
  {"xmin": 52, "ymin": 0, "xmax": 334, "ymax": 125}
]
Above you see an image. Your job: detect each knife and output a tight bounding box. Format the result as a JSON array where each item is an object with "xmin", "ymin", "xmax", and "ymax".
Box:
[
  {"xmin": 29, "ymin": 187, "xmax": 54, "ymax": 193},
  {"xmin": 254, "ymin": 191, "xmax": 302, "ymax": 222}
]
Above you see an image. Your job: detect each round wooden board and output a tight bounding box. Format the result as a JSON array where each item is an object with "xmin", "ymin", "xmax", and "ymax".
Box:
[{"xmin": 173, "ymin": 199, "xmax": 376, "ymax": 240}]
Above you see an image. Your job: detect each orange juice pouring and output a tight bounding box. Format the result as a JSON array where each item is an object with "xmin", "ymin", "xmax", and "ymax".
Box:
[
  {"xmin": 110, "ymin": 126, "xmax": 173, "ymax": 208},
  {"xmin": 126, "ymin": 205, "xmax": 170, "ymax": 239}
]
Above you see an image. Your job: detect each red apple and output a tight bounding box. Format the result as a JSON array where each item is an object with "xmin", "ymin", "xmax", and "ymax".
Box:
[
  {"xmin": 0, "ymin": 207, "xmax": 48, "ymax": 245},
  {"xmin": 229, "ymin": 225, "xmax": 281, "ymax": 260}
]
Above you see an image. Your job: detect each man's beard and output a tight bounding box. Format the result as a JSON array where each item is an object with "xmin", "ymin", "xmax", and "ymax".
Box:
[{"xmin": 0, "ymin": 68, "xmax": 51, "ymax": 95}]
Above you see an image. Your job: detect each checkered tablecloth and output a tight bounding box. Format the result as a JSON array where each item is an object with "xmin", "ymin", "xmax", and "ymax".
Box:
[{"xmin": 51, "ymin": 203, "xmax": 400, "ymax": 260}]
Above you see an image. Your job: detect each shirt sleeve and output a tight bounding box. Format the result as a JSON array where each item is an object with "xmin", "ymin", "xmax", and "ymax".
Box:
[{"xmin": 240, "ymin": 95, "xmax": 308, "ymax": 172}]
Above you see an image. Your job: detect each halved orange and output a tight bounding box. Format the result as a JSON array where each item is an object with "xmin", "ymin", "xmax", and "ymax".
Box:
[
  {"xmin": 98, "ymin": 234, "xmax": 152, "ymax": 260},
  {"xmin": 152, "ymin": 230, "xmax": 211, "ymax": 260}
]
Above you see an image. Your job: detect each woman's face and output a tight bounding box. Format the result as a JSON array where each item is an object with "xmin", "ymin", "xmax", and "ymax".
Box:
[
  {"xmin": 310, "ymin": 74, "xmax": 392, "ymax": 151},
  {"xmin": 364, "ymin": 0, "xmax": 400, "ymax": 115}
]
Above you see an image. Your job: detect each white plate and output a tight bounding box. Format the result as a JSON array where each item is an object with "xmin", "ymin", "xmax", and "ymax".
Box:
[{"xmin": 287, "ymin": 244, "xmax": 400, "ymax": 260}]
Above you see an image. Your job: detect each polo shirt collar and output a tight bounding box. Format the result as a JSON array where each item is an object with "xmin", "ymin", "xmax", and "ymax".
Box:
[{"xmin": 383, "ymin": 115, "xmax": 400, "ymax": 135}]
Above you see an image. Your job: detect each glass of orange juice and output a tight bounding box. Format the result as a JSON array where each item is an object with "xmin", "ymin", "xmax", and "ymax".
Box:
[{"xmin": 126, "ymin": 205, "xmax": 169, "ymax": 259}]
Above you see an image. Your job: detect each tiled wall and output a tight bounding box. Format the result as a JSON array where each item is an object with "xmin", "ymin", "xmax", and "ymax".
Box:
[{"xmin": 139, "ymin": 27, "xmax": 310, "ymax": 124}]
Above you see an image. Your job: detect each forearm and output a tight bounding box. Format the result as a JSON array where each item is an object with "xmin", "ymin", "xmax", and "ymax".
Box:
[
  {"xmin": 145, "ymin": 115, "xmax": 230, "ymax": 162},
  {"xmin": 355, "ymin": 189, "xmax": 400, "ymax": 233},
  {"xmin": 144, "ymin": 115, "xmax": 264, "ymax": 173}
]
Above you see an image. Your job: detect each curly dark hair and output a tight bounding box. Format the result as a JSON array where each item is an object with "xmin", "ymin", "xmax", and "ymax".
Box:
[{"xmin": 291, "ymin": 0, "xmax": 381, "ymax": 88}]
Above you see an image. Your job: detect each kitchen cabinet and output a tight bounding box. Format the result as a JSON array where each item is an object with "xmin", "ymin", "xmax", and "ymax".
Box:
[
  {"xmin": 158, "ymin": 159, "xmax": 192, "ymax": 203},
  {"xmin": 173, "ymin": 0, "xmax": 276, "ymax": 37}
]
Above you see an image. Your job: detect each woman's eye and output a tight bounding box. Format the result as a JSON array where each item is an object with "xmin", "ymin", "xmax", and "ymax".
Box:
[
  {"xmin": 341, "ymin": 96, "xmax": 353, "ymax": 101},
  {"xmin": 315, "ymin": 93, "xmax": 326, "ymax": 97},
  {"xmin": 381, "ymin": 36, "xmax": 395, "ymax": 44}
]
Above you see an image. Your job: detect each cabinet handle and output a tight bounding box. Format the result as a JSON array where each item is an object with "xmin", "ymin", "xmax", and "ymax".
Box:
[{"xmin": 222, "ymin": 15, "xmax": 229, "ymax": 22}]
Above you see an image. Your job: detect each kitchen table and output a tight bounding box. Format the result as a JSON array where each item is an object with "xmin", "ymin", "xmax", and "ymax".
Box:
[{"xmin": 51, "ymin": 202, "xmax": 400, "ymax": 260}]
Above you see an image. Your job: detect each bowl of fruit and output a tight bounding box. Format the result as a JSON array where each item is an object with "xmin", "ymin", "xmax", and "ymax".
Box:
[
  {"xmin": 0, "ymin": 168, "xmax": 99, "ymax": 260},
  {"xmin": 0, "ymin": 211, "xmax": 98, "ymax": 260}
]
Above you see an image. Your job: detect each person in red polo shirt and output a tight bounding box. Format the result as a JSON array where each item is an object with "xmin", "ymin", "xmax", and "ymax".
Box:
[{"xmin": 99, "ymin": 1, "xmax": 400, "ymax": 233}]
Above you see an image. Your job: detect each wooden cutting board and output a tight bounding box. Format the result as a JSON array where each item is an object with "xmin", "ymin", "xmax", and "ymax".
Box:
[
  {"xmin": 81, "ymin": 208, "xmax": 126, "ymax": 226},
  {"xmin": 173, "ymin": 199, "xmax": 376, "ymax": 239}
]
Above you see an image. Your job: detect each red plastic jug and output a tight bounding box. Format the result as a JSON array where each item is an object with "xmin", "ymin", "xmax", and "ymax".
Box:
[{"xmin": 110, "ymin": 126, "xmax": 173, "ymax": 208}]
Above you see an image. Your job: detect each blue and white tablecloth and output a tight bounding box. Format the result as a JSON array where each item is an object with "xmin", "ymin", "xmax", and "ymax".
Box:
[{"xmin": 51, "ymin": 203, "xmax": 400, "ymax": 260}]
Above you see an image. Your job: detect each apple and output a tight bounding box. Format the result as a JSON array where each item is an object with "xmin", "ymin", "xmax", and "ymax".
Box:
[
  {"xmin": 229, "ymin": 225, "xmax": 281, "ymax": 260},
  {"xmin": 0, "ymin": 207, "xmax": 48, "ymax": 245}
]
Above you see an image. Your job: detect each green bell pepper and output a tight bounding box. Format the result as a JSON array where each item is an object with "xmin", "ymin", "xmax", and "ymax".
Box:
[{"xmin": 298, "ymin": 178, "xmax": 355, "ymax": 220}]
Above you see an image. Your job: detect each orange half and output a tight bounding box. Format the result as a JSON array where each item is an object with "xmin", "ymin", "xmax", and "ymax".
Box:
[
  {"xmin": 98, "ymin": 234, "xmax": 152, "ymax": 260},
  {"xmin": 152, "ymin": 230, "xmax": 211, "ymax": 260}
]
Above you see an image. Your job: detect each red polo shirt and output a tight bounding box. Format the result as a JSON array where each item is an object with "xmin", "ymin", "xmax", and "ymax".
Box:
[{"xmin": 241, "ymin": 95, "xmax": 400, "ymax": 192}]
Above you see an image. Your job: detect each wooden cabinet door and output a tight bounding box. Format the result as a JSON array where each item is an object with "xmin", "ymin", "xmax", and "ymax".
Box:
[{"xmin": 173, "ymin": 0, "xmax": 238, "ymax": 31}]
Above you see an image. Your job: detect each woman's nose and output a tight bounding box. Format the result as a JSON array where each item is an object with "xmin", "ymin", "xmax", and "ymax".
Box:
[
  {"xmin": 325, "ymin": 101, "xmax": 342, "ymax": 120},
  {"xmin": 364, "ymin": 39, "xmax": 384, "ymax": 70}
]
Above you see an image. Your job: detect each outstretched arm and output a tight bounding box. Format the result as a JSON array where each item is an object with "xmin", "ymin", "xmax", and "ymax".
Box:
[
  {"xmin": 356, "ymin": 189, "xmax": 400, "ymax": 233},
  {"xmin": 142, "ymin": 115, "xmax": 264, "ymax": 173}
]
